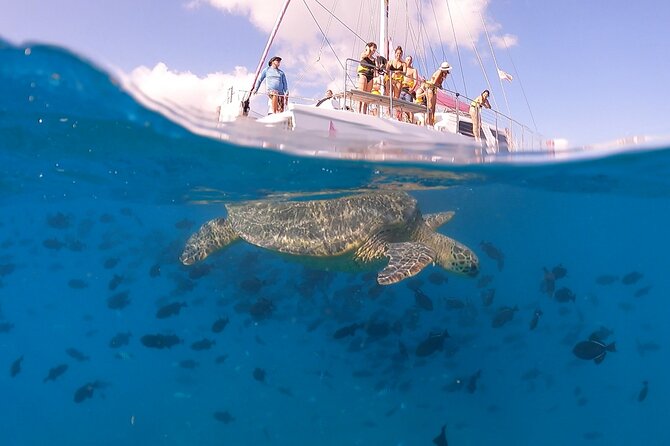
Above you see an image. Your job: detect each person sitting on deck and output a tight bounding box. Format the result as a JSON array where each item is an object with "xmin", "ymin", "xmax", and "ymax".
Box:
[{"xmin": 254, "ymin": 56, "xmax": 289, "ymax": 114}]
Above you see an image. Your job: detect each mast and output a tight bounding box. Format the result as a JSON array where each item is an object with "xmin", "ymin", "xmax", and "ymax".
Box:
[
  {"xmin": 241, "ymin": 0, "xmax": 292, "ymax": 116},
  {"xmin": 379, "ymin": 0, "xmax": 389, "ymax": 61}
]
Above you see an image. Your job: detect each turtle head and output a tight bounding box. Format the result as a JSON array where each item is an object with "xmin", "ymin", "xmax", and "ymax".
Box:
[
  {"xmin": 446, "ymin": 241, "xmax": 479, "ymax": 277},
  {"xmin": 179, "ymin": 245, "xmax": 203, "ymax": 266}
]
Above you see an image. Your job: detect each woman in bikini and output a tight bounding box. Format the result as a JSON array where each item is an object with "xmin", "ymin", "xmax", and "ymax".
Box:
[
  {"xmin": 425, "ymin": 61, "xmax": 452, "ymax": 126},
  {"xmin": 357, "ymin": 42, "xmax": 377, "ymax": 114}
]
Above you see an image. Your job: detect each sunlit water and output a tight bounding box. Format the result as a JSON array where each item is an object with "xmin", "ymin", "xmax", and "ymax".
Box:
[{"xmin": 1, "ymin": 40, "xmax": 669, "ymax": 446}]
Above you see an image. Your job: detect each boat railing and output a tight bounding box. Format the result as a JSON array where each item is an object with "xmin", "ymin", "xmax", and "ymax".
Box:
[{"xmin": 342, "ymin": 58, "xmax": 547, "ymax": 152}]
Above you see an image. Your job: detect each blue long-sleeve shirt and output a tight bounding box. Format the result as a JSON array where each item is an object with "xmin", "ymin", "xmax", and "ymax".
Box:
[{"xmin": 254, "ymin": 67, "xmax": 288, "ymax": 95}]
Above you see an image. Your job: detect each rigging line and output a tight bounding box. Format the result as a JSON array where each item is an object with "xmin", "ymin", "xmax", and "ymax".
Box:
[
  {"xmin": 454, "ymin": 1, "xmax": 494, "ymax": 108},
  {"xmin": 315, "ymin": 0, "xmax": 338, "ymax": 59},
  {"xmin": 311, "ymin": 0, "xmax": 367, "ymax": 45},
  {"xmin": 502, "ymin": 38, "xmax": 538, "ymax": 132},
  {"xmin": 413, "ymin": 0, "xmax": 438, "ymax": 70},
  {"xmin": 444, "ymin": 0, "xmax": 467, "ymax": 97},
  {"xmin": 480, "ymin": 12, "xmax": 510, "ymax": 116},
  {"xmin": 302, "ymin": 0, "xmax": 346, "ymax": 73},
  {"xmin": 428, "ymin": 0, "xmax": 457, "ymax": 93}
]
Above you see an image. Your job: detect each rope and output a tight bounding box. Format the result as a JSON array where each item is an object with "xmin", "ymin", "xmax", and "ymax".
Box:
[
  {"xmin": 302, "ymin": 0, "xmax": 346, "ymax": 74},
  {"xmin": 502, "ymin": 37, "xmax": 538, "ymax": 132},
  {"xmin": 311, "ymin": 0, "xmax": 367, "ymax": 45},
  {"xmin": 480, "ymin": 12, "xmax": 510, "ymax": 116},
  {"xmin": 444, "ymin": 0, "xmax": 467, "ymax": 97}
]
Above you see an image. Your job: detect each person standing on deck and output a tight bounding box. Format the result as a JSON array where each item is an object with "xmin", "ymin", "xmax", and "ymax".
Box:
[
  {"xmin": 424, "ymin": 62, "xmax": 452, "ymax": 126},
  {"xmin": 254, "ymin": 56, "xmax": 289, "ymax": 114},
  {"xmin": 470, "ymin": 89, "xmax": 491, "ymax": 143},
  {"xmin": 357, "ymin": 42, "xmax": 377, "ymax": 114}
]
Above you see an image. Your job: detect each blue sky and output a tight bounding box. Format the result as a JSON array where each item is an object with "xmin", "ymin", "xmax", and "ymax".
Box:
[{"xmin": 1, "ymin": 0, "xmax": 668, "ymax": 146}]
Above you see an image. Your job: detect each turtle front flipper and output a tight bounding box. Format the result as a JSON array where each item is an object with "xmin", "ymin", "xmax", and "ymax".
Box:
[
  {"xmin": 377, "ymin": 242, "xmax": 436, "ymax": 285},
  {"xmin": 180, "ymin": 218, "xmax": 239, "ymax": 265},
  {"xmin": 417, "ymin": 228, "xmax": 479, "ymax": 277}
]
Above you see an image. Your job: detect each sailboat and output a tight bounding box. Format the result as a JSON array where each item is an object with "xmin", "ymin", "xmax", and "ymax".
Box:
[{"xmin": 216, "ymin": 0, "xmax": 547, "ymax": 160}]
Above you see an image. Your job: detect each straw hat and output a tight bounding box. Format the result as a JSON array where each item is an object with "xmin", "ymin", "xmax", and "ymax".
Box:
[{"xmin": 440, "ymin": 62, "xmax": 452, "ymax": 72}]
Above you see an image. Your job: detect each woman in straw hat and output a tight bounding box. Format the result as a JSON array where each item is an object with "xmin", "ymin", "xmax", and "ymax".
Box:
[{"xmin": 424, "ymin": 61, "xmax": 452, "ymax": 126}]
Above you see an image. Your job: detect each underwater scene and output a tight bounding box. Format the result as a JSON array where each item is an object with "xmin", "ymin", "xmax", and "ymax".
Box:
[{"xmin": 1, "ymin": 41, "xmax": 669, "ymax": 446}]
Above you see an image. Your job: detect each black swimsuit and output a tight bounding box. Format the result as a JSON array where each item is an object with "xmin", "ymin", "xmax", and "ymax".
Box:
[{"xmin": 358, "ymin": 56, "xmax": 375, "ymax": 82}]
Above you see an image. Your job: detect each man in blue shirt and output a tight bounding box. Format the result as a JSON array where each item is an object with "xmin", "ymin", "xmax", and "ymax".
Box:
[{"xmin": 254, "ymin": 56, "xmax": 289, "ymax": 114}]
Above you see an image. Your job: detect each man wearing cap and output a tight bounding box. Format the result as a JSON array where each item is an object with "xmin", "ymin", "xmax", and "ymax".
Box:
[
  {"xmin": 254, "ymin": 56, "xmax": 289, "ymax": 114},
  {"xmin": 423, "ymin": 61, "xmax": 452, "ymax": 126}
]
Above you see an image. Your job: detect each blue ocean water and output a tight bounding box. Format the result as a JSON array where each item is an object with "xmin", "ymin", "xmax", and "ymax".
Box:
[{"xmin": 1, "ymin": 40, "xmax": 669, "ymax": 446}]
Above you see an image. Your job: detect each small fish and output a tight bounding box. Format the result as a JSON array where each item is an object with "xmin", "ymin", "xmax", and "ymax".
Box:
[
  {"xmin": 480, "ymin": 241, "xmax": 504, "ymax": 271},
  {"xmin": 638, "ymin": 380, "xmax": 649, "ymax": 402},
  {"xmin": 43, "ymin": 238, "xmax": 65, "ymax": 250},
  {"xmin": 73, "ymin": 381, "xmax": 106, "ymax": 403},
  {"xmin": 491, "ymin": 306, "xmax": 518, "ymax": 328},
  {"xmin": 46, "ymin": 212, "xmax": 71, "ymax": 229},
  {"xmin": 414, "ymin": 288, "xmax": 434, "ymax": 311},
  {"xmin": 214, "ymin": 354, "xmax": 229, "ymax": 365},
  {"xmin": 529, "ymin": 309, "xmax": 543, "ymax": 330},
  {"xmin": 540, "ymin": 268, "xmax": 556, "ymax": 296},
  {"xmin": 107, "ymin": 291, "xmax": 131, "ymax": 310},
  {"xmin": 249, "ymin": 297, "xmax": 274, "ymax": 320},
  {"xmin": 188, "ymin": 264, "xmax": 212, "ymax": 280},
  {"xmin": 432, "ymin": 424, "xmax": 449, "ymax": 446},
  {"xmin": 444, "ymin": 297, "xmax": 465, "ymax": 310},
  {"xmin": 68, "ymin": 279, "xmax": 88, "ymax": 289},
  {"xmin": 213, "ymin": 411, "xmax": 235, "ymax": 424},
  {"xmin": 141, "ymin": 333, "xmax": 181, "ymax": 349},
  {"xmin": 466, "ymin": 369, "xmax": 482, "ymax": 394},
  {"xmin": 191, "ymin": 338, "xmax": 216, "ymax": 351},
  {"xmin": 480, "ymin": 288, "xmax": 495, "ymax": 307},
  {"xmin": 634, "ymin": 285, "xmax": 652, "ymax": 298},
  {"xmin": 333, "ymin": 323, "xmax": 364, "ymax": 339},
  {"xmin": 0, "ymin": 263, "xmax": 16, "ymax": 277},
  {"xmin": 43, "ymin": 364, "xmax": 69, "ymax": 382},
  {"xmin": 178, "ymin": 359, "xmax": 199, "ymax": 369},
  {"xmin": 553, "ymin": 287, "xmax": 576, "ymax": 303},
  {"xmin": 99, "ymin": 213, "xmax": 115, "ymax": 223},
  {"xmin": 109, "ymin": 332, "xmax": 132, "ymax": 348},
  {"xmin": 415, "ymin": 329, "xmax": 450, "ymax": 357},
  {"xmin": 1, "ymin": 321, "xmax": 17, "ymax": 333},
  {"xmin": 636, "ymin": 339, "xmax": 660, "ymax": 356},
  {"xmin": 582, "ymin": 431, "xmax": 603, "ymax": 441},
  {"xmin": 552, "ymin": 264, "xmax": 567, "ymax": 279},
  {"xmin": 477, "ymin": 274, "xmax": 494, "ymax": 288},
  {"xmin": 66, "ymin": 348, "xmax": 90, "ymax": 362},
  {"xmin": 156, "ymin": 302, "xmax": 187, "ymax": 319},
  {"xmin": 149, "ymin": 263, "xmax": 161, "ymax": 278},
  {"xmin": 621, "ymin": 271, "xmax": 643, "ymax": 285},
  {"xmin": 211, "ymin": 316, "xmax": 229, "ymax": 333},
  {"xmin": 108, "ymin": 274, "xmax": 123, "ymax": 291},
  {"xmin": 103, "ymin": 257, "xmax": 120, "ymax": 269},
  {"xmin": 427, "ymin": 272, "xmax": 448, "ymax": 285},
  {"xmin": 595, "ymin": 274, "xmax": 618, "ymax": 285},
  {"xmin": 573, "ymin": 339, "xmax": 616, "ymax": 364},
  {"xmin": 10, "ymin": 355, "xmax": 23, "ymax": 377},
  {"xmin": 589, "ymin": 326, "xmax": 613, "ymax": 342},
  {"xmin": 253, "ymin": 367, "xmax": 266, "ymax": 382}
]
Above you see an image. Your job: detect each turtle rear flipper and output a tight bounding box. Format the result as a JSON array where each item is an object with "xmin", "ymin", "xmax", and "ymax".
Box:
[
  {"xmin": 377, "ymin": 242, "xmax": 436, "ymax": 285},
  {"xmin": 180, "ymin": 218, "xmax": 239, "ymax": 265}
]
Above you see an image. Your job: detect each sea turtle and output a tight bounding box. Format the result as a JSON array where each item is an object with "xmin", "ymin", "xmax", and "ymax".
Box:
[{"xmin": 179, "ymin": 191, "xmax": 478, "ymax": 285}]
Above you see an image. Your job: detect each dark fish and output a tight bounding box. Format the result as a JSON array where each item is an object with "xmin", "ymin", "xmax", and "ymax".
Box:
[
  {"xmin": 634, "ymin": 285, "xmax": 652, "ymax": 298},
  {"xmin": 215, "ymin": 354, "xmax": 229, "ymax": 365},
  {"xmin": 43, "ymin": 238, "xmax": 65, "ymax": 250},
  {"xmin": 491, "ymin": 306, "xmax": 518, "ymax": 328},
  {"xmin": 99, "ymin": 213, "xmax": 115, "ymax": 223},
  {"xmin": 466, "ymin": 369, "xmax": 482, "ymax": 394},
  {"xmin": 582, "ymin": 432, "xmax": 603, "ymax": 441},
  {"xmin": 108, "ymin": 274, "xmax": 123, "ymax": 291},
  {"xmin": 636, "ymin": 339, "xmax": 660, "ymax": 356},
  {"xmin": 596, "ymin": 274, "xmax": 618, "ymax": 285},
  {"xmin": 253, "ymin": 367, "xmax": 266, "ymax": 382},
  {"xmin": 552, "ymin": 264, "xmax": 567, "ymax": 279},
  {"xmin": 73, "ymin": 381, "xmax": 106, "ymax": 403},
  {"xmin": 333, "ymin": 323, "xmax": 364, "ymax": 339},
  {"xmin": 240, "ymin": 277, "xmax": 265, "ymax": 294},
  {"xmin": 211, "ymin": 316, "xmax": 229, "ymax": 333},
  {"xmin": 68, "ymin": 279, "xmax": 88, "ymax": 289},
  {"xmin": 540, "ymin": 268, "xmax": 556, "ymax": 296},
  {"xmin": 0, "ymin": 263, "xmax": 16, "ymax": 277},
  {"xmin": 573, "ymin": 339, "xmax": 616, "ymax": 364},
  {"xmin": 188, "ymin": 263, "xmax": 212, "ymax": 280},
  {"xmin": 480, "ymin": 241, "xmax": 504, "ymax": 271},
  {"xmin": 43, "ymin": 364, "xmax": 68, "ymax": 382},
  {"xmin": 427, "ymin": 272, "xmax": 448, "ymax": 285},
  {"xmin": 621, "ymin": 271, "xmax": 643, "ymax": 285},
  {"xmin": 0, "ymin": 322, "xmax": 15, "ymax": 333},
  {"xmin": 213, "ymin": 411, "xmax": 235, "ymax": 424},
  {"xmin": 477, "ymin": 274, "xmax": 494, "ymax": 288},
  {"xmin": 577, "ymin": 396, "xmax": 589, "ymax": 406},
  {"xmin": 415, "ymin": 329, "xmax": 450, "ymax": 357},
  {"xmin": 638, "ymin": 380, "xmax": 648, "ymax": 402},
  {"xmin": 66, "ymin": 348, "xmax": 90, "ymax": 362},
  {"xmin": 178, "ymin": 359, "xmax": 199, "ymax": 369},
  {"xmin": 366, "ymin": 320, "xmax": 391, "ymax": 339},
  {"xmin": 249, "ymin": 297, "xmax": 274, "ymax": 320},
  {"xmin": 521, "ymin": 368, "xmax": 542, "ymax": 381},
  {"xmin": 149, "ymin": 263, "xmax": 161, "ymax": 277},
  {"xmin": 141, "ymin": 333, "xmax": 181, "ymax": 349},
  {"xmin": 156, "ymin": 302, "xmax": 187, "ymax": 319},
  {"xmin": 529, "ymin": 309, "xmax": 543, "ymax": 330},
  {"xmin": 107, "ymin": 291, "xmax": 131, "ymax": 310},
  {"xmin": 191, "ymin": 338, "xmax": 216, "ymax": 351},
  {"xmin": 480, "ymin": 288, "xmax": 495, "ymax": 307},
  {"xmin": 47, "ymin": 212, "xmax": 71, "ymax": 229},
  {"xmin": 444, "ymin": 297, "xmax": 465, "ymax": 310},
  {"xmin": 103, "ymin": 257, "xmax": 120, "ymax": 269},
  {"xmin": 67, "ymin": 239, "xmax": 86, "ymax": 252},
  {"xmin": 553, "ymin": 287, "xmax": 576, "ymax": 303},
  {"xmin": 589, "ymin": 326, "xmax": 613, "ymax": 342},
  {"xmin": 278, "ymin": 386, "xmax": 293, "ymax": 397},
  {"xmin": 432, "ymin": 424, "xmax": 449, "ymax": 446},
  {"xmin": 10, "ymin": 355, "xmax": 23, "ymax": 377},
  {"xmin": 109, "ymin": 332, "xmax": 132, "ymax": 348},
  {"xmin": 414, "ymin": 289, "xmax": 434, "ymax": 311}
]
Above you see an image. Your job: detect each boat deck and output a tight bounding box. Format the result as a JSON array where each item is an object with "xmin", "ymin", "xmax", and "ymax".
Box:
[{"xmin": 347, "ymin": 89, "xmax": 427, "ymax": 114}]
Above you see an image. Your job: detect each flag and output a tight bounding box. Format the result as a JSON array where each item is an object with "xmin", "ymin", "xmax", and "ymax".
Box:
[{"xmin": 497, "ymin": 69, "xmax": 514, "ymax": 82}]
